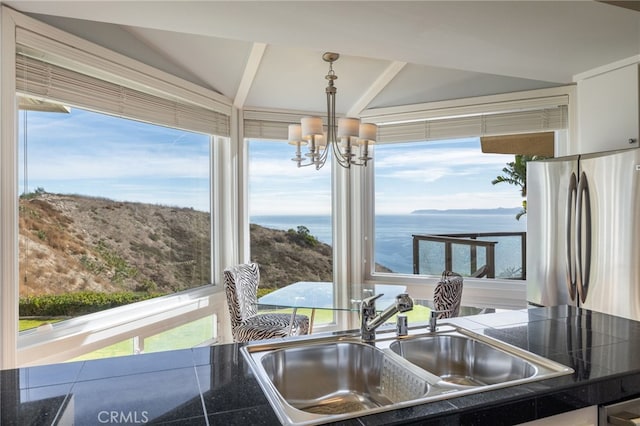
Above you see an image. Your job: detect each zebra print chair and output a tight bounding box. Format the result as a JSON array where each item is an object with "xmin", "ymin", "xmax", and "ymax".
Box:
[
  {"xmin": 223, "ymin": 263, "xmax": 309, "ymax": 343},
  {"xmin": 433, "ymin": 271, "xmax": 464, "ymax": 320}
]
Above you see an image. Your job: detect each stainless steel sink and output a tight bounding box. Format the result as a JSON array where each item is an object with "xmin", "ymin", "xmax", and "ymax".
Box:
[
  {"xmin": 388, "ymin": 334, "xmax": 536, "ymax": 386},
  {"xmin": 241, "ymin": 325, "xmax": 573, "ymax": 425},
  {"xmin": 258, "ymin": 341, "xmax": 431, "ymax": 415},
  {"xmin": 244, "ymin": 339, "xmax": 452, "ymax": 425}
]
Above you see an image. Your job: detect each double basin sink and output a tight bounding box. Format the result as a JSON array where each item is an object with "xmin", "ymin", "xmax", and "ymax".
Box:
[{"xmin": 241, "ymin": 324, "xmax": 573, "ymax": 425}]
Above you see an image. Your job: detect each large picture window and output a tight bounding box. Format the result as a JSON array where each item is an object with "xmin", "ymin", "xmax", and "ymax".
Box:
[
  {"xmin": 247, "ymin": 139, "xmax": 336, "ymax": 327},
  {"xmin": 373, "ymin": 138, "xmax": 527, "ymax": 280},
  {"xmin": 247, "ymin": 139, "xmax": 333, "ymax": 285},
  {"xmin": 18, "ymin": 104, "xmax": 212, "ymax": 331},
  {"xmin": 5, "ymin": 14, "xmax": 232, "ymax": 366}
]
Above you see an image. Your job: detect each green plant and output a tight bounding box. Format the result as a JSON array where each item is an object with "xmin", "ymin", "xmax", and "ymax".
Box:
[
  {"xmin": 95, "ymin": 240, "xmax": 138, "ymax": 284},
  {"xmin": 136, "ymin": 279, "xmax": 158, "ymax": 293},
  {"xmin": 257, "ymin": 287, "xmax": 275, "ymax": 298},
  {"xmin": 19, "ymin": 317, "xmax": 65, "ymax": 332},
  {"xmin": 492, "ymin": 155, "xmax": 547, "ymax": 220},
  {"xmin": 80, "ymin": 255, "xmax": 106, "ymax": 275},
  {"xmin": 498, "ymin": 266, "xmax": 523, "ymax": 279},
  {"xmin": 19, "ymin": 291, "xmax": 165, "ymax": 317},
  {"xmin": 20, "ymin": 186, "xmax": 46, "ymax": 200},
  {"xmin": 286, "ymin": 225, "xmax": 319, "ymax": 247}
]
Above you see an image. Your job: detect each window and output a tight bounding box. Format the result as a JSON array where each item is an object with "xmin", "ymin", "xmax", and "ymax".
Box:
[
  {"xmin": 247, "ymin": 139, "xmax": 334, "ymax": 325},
  {"xmin": 373, "ymin": 138, "xmax": 527, "ymax": 280},
  {"xmin": 2, "ymin": 9, "xmax": 232, "ymax": 367},
  {"xmin": 18, "ymin": 104, "xmax": 212, "ymax": 331},
  {"xmin": 247, "ymin": 139, "xmax": 332, "ymax": 280}
]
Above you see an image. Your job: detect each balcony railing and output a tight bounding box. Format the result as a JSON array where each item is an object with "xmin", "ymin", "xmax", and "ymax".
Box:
[{"xmin": 412, "ymin": 232, "xmax": 526, "ymax": 279}]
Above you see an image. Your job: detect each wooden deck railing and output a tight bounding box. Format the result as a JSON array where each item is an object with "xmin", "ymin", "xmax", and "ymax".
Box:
[{"xmin": 412, "ymin": 232, "xmax": 526, "ymax": 279}]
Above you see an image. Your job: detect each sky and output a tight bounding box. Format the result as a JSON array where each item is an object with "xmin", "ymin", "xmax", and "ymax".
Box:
[
  {"xmin": 20, "ymin": 107, "xmax": 524, "ymax": 216},
  {"xmin": 19, "ymin": 108, "xmax": 211, "ymax": 211},
  {"xmin": 373, "ymin": 138, "xmax": 523, "ymax": 215},
  {"xmin": 249, "ymin": 138, "xmax": 524, "ymax": 215}
]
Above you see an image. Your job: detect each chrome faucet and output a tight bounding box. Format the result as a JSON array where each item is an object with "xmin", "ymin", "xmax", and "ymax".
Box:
[
  {"xmin": 360, "ymin": 293, "xmax": 413, "ymax": 342},
  {"xmin": 429, "ymin": 309, "xmax": 453, "ymax": 332}
]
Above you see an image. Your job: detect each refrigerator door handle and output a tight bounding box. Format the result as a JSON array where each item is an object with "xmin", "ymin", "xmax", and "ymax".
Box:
[
  {"xmin": 576, "ymin": 171, "xmax": 592, "ymax": 304},
  {"xmin": 565, "ymin": 172, "xmax": 578, "ymax": 301}
]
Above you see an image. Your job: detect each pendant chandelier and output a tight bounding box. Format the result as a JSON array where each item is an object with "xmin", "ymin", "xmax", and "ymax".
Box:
[{"xmin": 288, "ymin": 52, "xmax": 377, "ymax": 170}]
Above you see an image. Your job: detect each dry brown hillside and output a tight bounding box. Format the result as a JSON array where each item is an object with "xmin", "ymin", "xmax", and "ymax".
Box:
[{"xmin": 18, "ymin": 192, "xmax": 340, "ymax": 296}]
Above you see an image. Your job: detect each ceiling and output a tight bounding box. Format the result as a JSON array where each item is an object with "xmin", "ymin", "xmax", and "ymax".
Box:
[{"xmin": 4, "ymin": 1, "xmax": 640, "ymax": 117}]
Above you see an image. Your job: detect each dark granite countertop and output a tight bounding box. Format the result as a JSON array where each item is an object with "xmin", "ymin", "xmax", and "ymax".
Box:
[{"xmin": 4, "ymin": 305, "xmax": 640, "ymax": 425}]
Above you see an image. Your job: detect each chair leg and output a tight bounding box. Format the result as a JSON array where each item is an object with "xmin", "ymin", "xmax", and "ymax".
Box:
[
  {"xmin": 309, "ymin": 308, "xmax": 316, "ymax": 334},
  {"xmin": 288, "ymin": 308, "xmax": 297, "ymax": 335}
]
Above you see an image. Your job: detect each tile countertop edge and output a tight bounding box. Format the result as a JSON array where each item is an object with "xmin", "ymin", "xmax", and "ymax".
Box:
[
  {"xmin": 361, "ymin": 371, "xmax": 640, "ymax": 425},
  {"xmin": 237, "ymin": 306, "xmax": 640, "ymax": 425},
  {"xmin": 8, "ymin": 305, "xmax": 640, "ymax": 425}
]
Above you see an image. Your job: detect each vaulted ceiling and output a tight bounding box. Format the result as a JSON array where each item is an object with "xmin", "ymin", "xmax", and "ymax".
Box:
[{"xmin": 5, "ymin": 1, "xmax": 640, "ymax": 116}]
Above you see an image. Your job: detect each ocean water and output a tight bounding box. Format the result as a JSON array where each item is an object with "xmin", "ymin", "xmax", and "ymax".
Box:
[{"xmin": 250, "ymin": 213, "xmax": 527, "ymax": 277}]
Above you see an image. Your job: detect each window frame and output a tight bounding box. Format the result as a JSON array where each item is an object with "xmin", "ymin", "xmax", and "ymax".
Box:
[
  {"xmin": 244, "ymin": 137, "xmax": 354, "ymax": 333},
  {"xmin": 240, "ymin": 87, "xmax": 576, "ymax": 328},
  {"xmin": 1, "ymin": 7, "xmax": 235, "ymax": 368},
  {"xmin": 240, "ymin": 109, "xmax": 364, "ymax": 332},
  {"xmin": 357, "ymin": 87, "xmax": 575, "ymax": 311}
]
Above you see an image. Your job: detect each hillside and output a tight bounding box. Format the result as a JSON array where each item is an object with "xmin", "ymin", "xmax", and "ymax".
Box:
[{"xmin": 18, "ymin": 192, "xmax": 341, "ymax": 296}]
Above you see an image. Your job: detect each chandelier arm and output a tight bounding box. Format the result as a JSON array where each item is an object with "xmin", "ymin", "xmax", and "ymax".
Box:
[
  {"xmin": 331, "ymin": 140, "xmax": 352, "ymax": 168},
  {"xmin": 298, "ymin": 160, "xmax": 318, "ymax": 168},
  {"xmin": 315, "ymin": 142, "xmax": 329, "ymax": 170},
  {"xmin": 329, "ymin": 126, "xmax": 352, "ymax": 169}
]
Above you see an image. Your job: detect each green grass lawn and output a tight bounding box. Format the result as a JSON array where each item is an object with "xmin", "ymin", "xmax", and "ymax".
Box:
[
  {"xmin": 19, "ymin": 318, "xmax": 64, "ymax": 331},
  {"xmin": 20, "ymin": 304, "xmax": 433, "ymax": 363},
  {"xmin": 16, "ymin": 316, "xmax": 215, "ymax": 362},
  {"xmin": 260, "ymin": 304, "xmax": 432, "ymax": 330},
  {"xmin": 72, "ymin": 306, "xmax": 433, "ymax": 362},
  {"xmin": 70, "ymin": 316, "xmax": 215, "ymax": 361}
]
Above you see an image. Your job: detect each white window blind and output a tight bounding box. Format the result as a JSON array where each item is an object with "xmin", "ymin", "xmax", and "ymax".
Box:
[
  {"xmin": 243, "ymin": 110, "xmax": 309, "ymax": 140},
  {"xmin": 15, "ymin": 52, "xmax": 230, "ymax": 137},
  {"xmin": 244, "ymin": 105, "xmax": 567, "ymax": 144},
  {"xmin": 376, "ymin": 106, "xmax": 568, "ymax": 144}
]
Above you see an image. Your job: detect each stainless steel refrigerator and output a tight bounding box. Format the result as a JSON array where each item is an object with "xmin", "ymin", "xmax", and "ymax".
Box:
[{"xmin": 527, "ymin": 148, "xmax": 640, "ymax": 321}]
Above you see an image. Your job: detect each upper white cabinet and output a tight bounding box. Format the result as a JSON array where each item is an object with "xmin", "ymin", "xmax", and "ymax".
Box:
[{"xmin": 577, "ymin": 63, "xmax": 640, "ymax": 154}]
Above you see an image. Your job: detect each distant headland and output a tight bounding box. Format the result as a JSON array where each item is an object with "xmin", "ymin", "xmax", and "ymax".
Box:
[{"xmin": 411, "ymin": 207, "xmax": 522, "ymax": 215}]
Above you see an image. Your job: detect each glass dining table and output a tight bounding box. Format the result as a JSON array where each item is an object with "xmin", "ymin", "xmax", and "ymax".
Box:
[{"xmin": 257, "ymin": 281, "xmax": 407, "ymax": 334}]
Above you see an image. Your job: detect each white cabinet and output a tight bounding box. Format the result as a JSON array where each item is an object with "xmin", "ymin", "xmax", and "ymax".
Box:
[{"xmin": 577, "ymin": 63, "xmax": 640, "ymax": 154}]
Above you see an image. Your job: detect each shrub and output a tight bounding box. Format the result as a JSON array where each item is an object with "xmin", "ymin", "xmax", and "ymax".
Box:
[
  {"xmin": 135, "ymin": 279, "xmax": 158, "ymax": 293},
  {"xmin": 20, "ymin": 187, "xmax": 46, "ymax": 200},
  {"xmin": 257, "ymin": 287, "xmax": 275, "ymax": 298},
  {"xmin": 95, "ymin": 240, "xmax": 138, "ymax": 284},
  {"xmin": 19, "ymin": 291, "xmax": 165, "ymax": 317},
  {"xmin": 286, "ymin": 225, "xmax": 319, "ymax": 247}
]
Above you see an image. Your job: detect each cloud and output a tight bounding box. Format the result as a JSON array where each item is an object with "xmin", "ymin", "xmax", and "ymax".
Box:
[
  {"xmin": 249, "ymin": 157, "xmax": 330, "ymax": 182},
  {"xmin": 374, "ymin": 144, "xmax": 512, "ymax": 188},
  {"xmin": 375, "ymin": 189, "xmax": 523, "ymax": 215},
  {"xmin": 377, "ymin": 145, "xmax": 508, "ymax": 170},
  {"xmin": 247, "ymin": 141, "xmax": 332, "ymax": 215},
  {"xmin": 250, "ymin": 189, "xmax": 332, "ymax": 215},
  {"xmin": 373, "ymin": 140, "xmax": 522, "ymax": 214},
  {"xmin": 22, "ymin": 108, "xmax": 523, "ymax": 216},
  {"xmin": 20, "ymin": 108, "xmax": 212, "ymax": 210},
  {"xmin": 21, "ymin": 108, "xmax": 210, "ymax": 183},
  {"xmin": 25, "ymin": 151, "xmax": 209, "ymax": 181}
]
